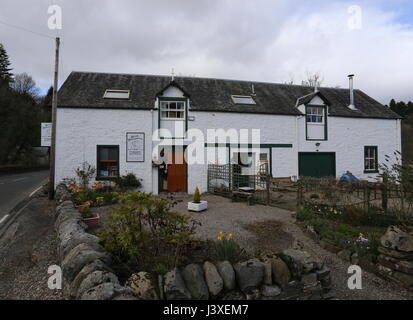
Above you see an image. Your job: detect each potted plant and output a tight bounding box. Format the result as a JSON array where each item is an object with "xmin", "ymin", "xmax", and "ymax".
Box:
[
  {"xmin": 80, "ymin": 200, "xmax": 100, "ymax": 229},
  {"xmin": 188, "ymin": 187, "xmax": 208, "ymax": 212}
]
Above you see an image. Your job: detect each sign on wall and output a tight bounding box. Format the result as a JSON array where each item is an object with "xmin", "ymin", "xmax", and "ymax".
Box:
[
  {"xmin": 41, "ymin": 123, "xmax": 52, "ymax": 147},
  {"xmin": 126, "ymin": 132, "xmax": 145, "ymax": 162}
]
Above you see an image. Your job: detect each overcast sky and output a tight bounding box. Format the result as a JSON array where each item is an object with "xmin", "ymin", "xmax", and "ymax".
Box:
[{"xmin": 1, "ymin": 0, "xmax": 412, "ymax": 104}]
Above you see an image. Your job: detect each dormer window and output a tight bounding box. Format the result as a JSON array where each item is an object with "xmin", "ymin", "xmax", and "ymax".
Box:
[
  {"xmin": 306, "ymin": 106, "xmax": 324, "ymax": 124},
  {"xmin": 103, "ymin": 89, "xmax": 130, "ymax": 99},
  {"xmin": 231, "ymin": 95, "xmax": 256, "ymax": 105},
  {"xmin": 160, "ymin": 101, "xmax": 185, "ymax": 120}
]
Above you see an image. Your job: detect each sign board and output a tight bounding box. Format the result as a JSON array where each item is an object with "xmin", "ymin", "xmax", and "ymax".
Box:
[
  {"xmin": 126, "ymin": 132, "xmax": 145, "ymax": 162},
  {"xmin": 41, "ymin": 123, "xmax": 52, "ymax": 147}
]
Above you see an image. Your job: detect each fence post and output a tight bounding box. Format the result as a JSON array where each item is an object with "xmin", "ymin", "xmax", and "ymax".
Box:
[
  {"xmin": 382, "ymin": 173, "xmax": 388, "ymax": 212},
  {"xmin": 297, "ymin": 180, "xmax": 303, "ymax": 206},
  {"xmin": 266, "ymin": 174, "xmax": 271, "ymax": 205},
  {"xmin": 363, "ymin": 184, "xmax": 370, "ymax": 212}
]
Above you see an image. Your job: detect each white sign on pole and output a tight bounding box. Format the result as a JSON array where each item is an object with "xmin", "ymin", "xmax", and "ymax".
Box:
[{"xmin": 41, "ymin": 123, "xmax": 52, "ymax": 147}]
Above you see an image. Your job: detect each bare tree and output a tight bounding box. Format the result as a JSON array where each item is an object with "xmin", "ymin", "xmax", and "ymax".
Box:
[
  {"xmin": 301, "ymin": 71, "xmax": 324, "ymax": 89},
  {"xmin": 11, "ymin": 72, "xmax": 40, "ymax": 97}
]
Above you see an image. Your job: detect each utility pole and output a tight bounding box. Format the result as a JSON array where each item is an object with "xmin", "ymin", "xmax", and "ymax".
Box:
[{"xmin": 48, "ymin": 37, "xmax": 60, "ymax": 200}]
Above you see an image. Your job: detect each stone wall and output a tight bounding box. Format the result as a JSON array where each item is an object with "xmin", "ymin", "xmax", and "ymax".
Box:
[
  {"xmin": 377, "ymin": 226, "xmax": 413, "ymax": 290},
  {"xmin": 55, "ymin": 183, "xmax": 335, "ymax": 300},
  {"xmin": 54, "ymin": 184, "xmax": 138, "ymax": 300}
]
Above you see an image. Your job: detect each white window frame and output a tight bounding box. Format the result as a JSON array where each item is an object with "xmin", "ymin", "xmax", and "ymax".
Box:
[
  {"xmin": 306, "ymin": 106, "xmax": 325, "ymax": 124},
  {"xmin": 160, "ymin": 100, "xmax": 186, "ymax": 120},
  {"xmin": 231, "ymin": 95, "xmax": 256, "ymax": 105},
  {"xmin": 364, "ymin": 146, "xmax": 378, "ymax": 172},
  {"xmin": 103, "ymin": 89, "xmax": 130, "ymax": 99}
]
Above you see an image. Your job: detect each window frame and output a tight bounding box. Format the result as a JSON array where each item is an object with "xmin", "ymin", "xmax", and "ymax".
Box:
[
  {"xmin": 305, "ymin": 104, "xmax": 328, "ymax": 141},
  {"xmin": 231, "ymin": 95, "xmax": 256, "ymax": 105},
  {"xmin": 96, "ymin": 145, "xmax": 120, "ymax": 180},
  {"xmin": 306, "ymin": 106, "xmax": 325, "ymax": 124},
  {"xmin": 160, "ymin": 100, "xmax": 186, "ymax": 120},
  {"xmin": 364, "ymin": 146, "xmax": 379, "ymax": 173},
  {"xmin": 103, "ymin": 89, "xmax": 130, "ymax": 100}
]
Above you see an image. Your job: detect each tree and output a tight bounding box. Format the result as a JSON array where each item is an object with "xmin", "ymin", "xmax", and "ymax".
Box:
[
  {"xmin": 0, "ymin": 43, "xmax": 13, "ymax": 86},
  {"xmin": 11, "ymin": 72, "xmax": 40, "ymax": 97},
  {"xmin": 301, "ymin": 71, "xmax": 323, "ymax": 89}
]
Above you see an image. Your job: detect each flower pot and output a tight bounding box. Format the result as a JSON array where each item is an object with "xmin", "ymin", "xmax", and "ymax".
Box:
[
  {"xmin": 188, "ymin": 201, "xmax": 208, "ymax": 212},
  {"xmin": 82, "ymin": 214, "xmax": 100, "ymax": 229}
]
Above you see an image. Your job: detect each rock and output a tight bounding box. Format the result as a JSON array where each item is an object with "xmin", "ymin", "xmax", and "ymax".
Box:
[
  {"xmin": 203, "ymin": 262, "xmax": 223, "ymax": 296},
  {"xmin": 381, "ymin": 226, "xmax": 413, "ymax": 253},
  {"xmin": 351, "ymin": 252, "xmax": 360, "ymax": 265},
  {"xmin": 81, "ymin": 283, "xmax": 135, "ymax": 300},
  {"xmin": 216, "ymin": 261, "xmax": 236, "ymax": 291},
  {"xmin": 112, "ymin": 294, "xmax": 140, "ymax": 300},
  {"xmin": 77, "ymin": 270, "xmax": 119, "ymax": 298},
  {"xmin": 55, "ymin": 209, "xmax": 83, "ymax": 232},
  {"xmin": 316, "ymin": 266, "xmax": 331, "ymax": 280},
  {"xmin": 245, "ymin": 288, "xmax": 261, "ymax": 300},
  {"xmin": 69, "ymin": 260, "xmax": 113, "ymax": 299},
  {"xmin": 322, "ymin": 289, "xmax": 336, "ymax": 300},
  {"xmin": 280, "ymin": 249, "xmax": 320, "ymax": 278},
  {"xmin": 126, "ymin": 272, "xmax": 159, "ymax": 300},
  {"xmin": 337, "ymin": 249, "xmax": 352, "ymax": 262},
  {"xmin": 301, "ymin": 273, "xmax": 319, "ymax": 291},
  {"xmin": 164, "ymin": 268, "xmax": 191, "ymax": 300},
  {"xmin": 233, "ymin": 259, "xmax": 264, "ymax": 292},
  {"xmin": 181, "ymin": 264, "xmax": 209, "ymax": 300},
  {"xmin": 261, "ymin": 258, "xmax": 272, "ymax": 285},
  {"xmin": 222, "ymin": 290, "xmax": 246, "ymax": 300},
  {"xmin": 55, "ymin": 184, "xmax": 72, "ymax": 203},
  {"xmin": 56, "ymin": 201, "xmax": 74, "ymax": 217},
  {"xmin": 277, "ymin": 280, "xmax": 303, "ymax": 300},
  {"xmin": 62, "ymin": 243, "xmax": 111, "ymax": 283},
  {"xmin": 378, "ymin": 246, "xmax": 413, "ymax": 260},
  {"xmin": 271, "ymin": 257, "xmax": 291, "ymax": 289},
  {"xmin": 260, "ymin": 285, "xmax": 281, "ymax": 298},
  {"xmin": 59, "ymin": 232, "xmax": 101, "ymax": 261},
  {"xmin": 378, "ymin": 255, "xmax": 413, "ymax": 275}
]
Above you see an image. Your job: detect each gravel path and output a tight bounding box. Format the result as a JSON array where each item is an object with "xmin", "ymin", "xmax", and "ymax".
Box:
[
  {"xmin": 0, "ymin": 195, "xmax": 63, "ymax": 300},
  {"xmin": 173, "ymin": 194, "xmax": 413, "ymax": 300}
]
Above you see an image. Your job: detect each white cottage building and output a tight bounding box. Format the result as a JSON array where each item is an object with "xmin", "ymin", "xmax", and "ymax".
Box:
[{"xmin": 55, "ymin": 72, "xmax": 402, "ymax": 194}]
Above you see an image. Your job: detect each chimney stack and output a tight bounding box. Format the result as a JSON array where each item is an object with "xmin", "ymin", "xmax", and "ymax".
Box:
[{"xmin": 348, "ymin": 74, "xmax": 357, "ymax": 110}]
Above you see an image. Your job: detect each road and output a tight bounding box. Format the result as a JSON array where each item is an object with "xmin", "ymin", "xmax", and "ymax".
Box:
[{"xmin": 0, "ymin": 170, "xmax": 49, "ymax": 223}]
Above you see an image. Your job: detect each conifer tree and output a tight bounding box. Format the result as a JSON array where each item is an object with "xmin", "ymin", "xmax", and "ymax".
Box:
[{"xmin": 0, "ymin": 43, "xmax": 13, "ymax": 86}]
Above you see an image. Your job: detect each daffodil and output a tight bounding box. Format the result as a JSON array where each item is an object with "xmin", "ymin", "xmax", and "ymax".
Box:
[{"xmin": 227, "ymin": 233, "xmax": 233, "ymax": 241}]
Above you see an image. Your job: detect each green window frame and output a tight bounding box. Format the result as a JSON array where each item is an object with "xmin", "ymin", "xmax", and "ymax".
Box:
[
  {"xmin": 364, "ymin": 146, "xmax": 378, "ymax": 173},
  {"xmin": 96, "ymin": 145, "xmax": 120, "ymax": 180}
]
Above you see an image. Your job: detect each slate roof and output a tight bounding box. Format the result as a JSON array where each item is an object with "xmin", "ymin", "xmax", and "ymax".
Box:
[{"xmin": 57, "ymin": 71, "xmax": 401, "ymax": 119}]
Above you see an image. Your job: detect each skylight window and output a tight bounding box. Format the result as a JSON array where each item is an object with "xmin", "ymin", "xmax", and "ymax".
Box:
[
  {"xmin": 103, "ymin": 89, "xmax": 130, "ymax": 99},
  {"xmin": 231, "ymin": 95, "xmax": 256, "ymax": 105}
]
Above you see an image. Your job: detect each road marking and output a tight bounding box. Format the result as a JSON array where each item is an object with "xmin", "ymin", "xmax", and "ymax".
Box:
[
  {"xmin": 13, "ymin": 178, "xmax": 26, "ymax": 182},
  {"xmin": 0, "ymin": 214, "xmax": 9, "ymax": 224},
  {"xmin": 29, "ymin": 186, "xmax": 43, "ymax": 198}
]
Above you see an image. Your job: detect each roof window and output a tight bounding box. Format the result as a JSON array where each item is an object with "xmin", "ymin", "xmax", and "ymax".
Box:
[
  {"xmin": 103, "ymin": 89, "xmax": 130, "ymax": 99},
  {"xmin": 231, "ymin": 95, "xmax": 256, "ymax": 105}
]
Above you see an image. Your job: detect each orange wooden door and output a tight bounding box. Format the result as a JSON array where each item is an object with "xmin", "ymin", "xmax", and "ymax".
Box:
[{"xmin": 167, "ymin": 152, "xmax": 187, "ymax": 192}]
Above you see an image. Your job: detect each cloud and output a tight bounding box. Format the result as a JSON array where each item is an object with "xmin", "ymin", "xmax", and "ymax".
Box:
[{"xmin": 0, "ymin": 0, "xmax": 412, "ymax": 103}]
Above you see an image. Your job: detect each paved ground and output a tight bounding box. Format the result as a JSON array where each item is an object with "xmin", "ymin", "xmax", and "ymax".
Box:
[
  {"xmin": 0, "ymin": 193, "xmax": 62, "ymax": 300},
  {"xmin": 173, "ymin": 194, "xmax": 413, "ymax": 300},
  {"xmin": 0, "ymin": 170, "xmax": 48, "ymax": 222}
]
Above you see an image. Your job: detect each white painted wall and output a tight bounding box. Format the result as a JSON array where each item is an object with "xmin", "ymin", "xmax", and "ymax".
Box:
[{"xmin": 55, "ymin": 108, "xmax": 154, "ymax": 191}]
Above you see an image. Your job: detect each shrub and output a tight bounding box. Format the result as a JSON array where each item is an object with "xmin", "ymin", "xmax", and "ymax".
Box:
[
  {"xmin": 193, "ymin": 187, "xmax": 201, "ymax": 203},
  {"xmin": 214, "ymin": 232, "xmax": 244, "ymax": 263},
  {"xmin": 75, "ymin": 162, "xmax": 96, "ymax": 189},
  {"xmin": 98, "ymin": 192, "xmax": 199, "ymax": 274},
  {"xmin": 115, "ymin": 173, "xmax": 142, "ymax": 191}
]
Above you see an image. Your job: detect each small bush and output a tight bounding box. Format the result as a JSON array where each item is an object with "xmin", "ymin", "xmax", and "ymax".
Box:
[
  {"xmin": 192, "ymin": 187, "xmax": 201, "ymax": 203},
  {"xmin": 115, "ymin": 173, "xmax": 142, "ymax": 191}
]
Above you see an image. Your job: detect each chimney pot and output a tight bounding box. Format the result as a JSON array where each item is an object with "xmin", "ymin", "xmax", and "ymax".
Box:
[{"xmin": 348, "ymin": 74, "xmax": 357, "ymax": 110}]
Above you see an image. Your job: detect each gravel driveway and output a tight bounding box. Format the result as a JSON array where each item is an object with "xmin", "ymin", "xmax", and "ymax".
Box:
[{"xmin": 172, "ymin": 194, "xmax": 413, "ymax": 300}]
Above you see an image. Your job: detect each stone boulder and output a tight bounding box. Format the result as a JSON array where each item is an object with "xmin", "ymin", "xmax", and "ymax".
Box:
[
  {"xmin": 377, "ymin": 255, "xmax": 413, "ymax": 275},
  {"xmin": 381, "ymin": 226, "xmax": 413, "ymax": 253},
  {"xmin": 81, "ymin": 282, "xmax": 136, "ymax": 300},
  {"xmin": 280, "ymin": 249, "xmax": 322, "ymax": 278},
  {"xmin": 126, "ymin": 272, "xmax": 159, "ymax": 300},
  {"xmin": 260, "ymin": 285, "xmax": 281, "ymax": 299},
  {"xmin": 59, "ymin": 232, "xmax": 101, "ymax": 261},
  {"xmin": 181, "ymin": 264, "xmax": 209, "ymax": 300},
  {"xmin": 222, "ymin": 290, "xmax": 246, "ymax": 300},
  {"xmin": 203, "ymin": 262, "xmax": 223, "ymax": 296},
  {"xmin": 69, "ymin": 259, "xmax": 113, "ymax": 299},
  {"xmin": 164, "ymin": 268, "xmax": 191, "ymax": 300},
  {"xmin": 216, "ymin": 261, "xmax": 236, "ymax": 291},
  {"xmin": 55, "ymin": 184, "xmax": 72, "ymax": 203},
  {"xmin": 271, "ymin": 257, "xmax": 291, "ymax": 289},
  {"xmin": 233, "ymin": 259, "xmax": 265, "ymax": 292},
  {"xmin": 62, "ymin": 243, "xmax": 111, "ymax": 283},
  {"xmin": 77, "ymin": 270, "xmax": 119, "ymax": 298}
]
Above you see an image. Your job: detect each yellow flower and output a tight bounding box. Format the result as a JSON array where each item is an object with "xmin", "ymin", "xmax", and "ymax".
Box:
[
  {"xmin": 227, "ymin": 233, "xmax": 233, "ymax": 241},
  {"xmin": 217, "ymin": 235, "xmax": 223, "ymax": 241}
]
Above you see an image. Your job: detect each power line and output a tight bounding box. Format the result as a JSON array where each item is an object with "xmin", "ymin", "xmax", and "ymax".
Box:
[{"xmin": 0, "ymin": 19, "xmax": 55, "ymax": 39}]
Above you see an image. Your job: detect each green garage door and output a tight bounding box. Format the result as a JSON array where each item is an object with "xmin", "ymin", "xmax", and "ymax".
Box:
[{"xmin": 299, "ymin": 153, "xmax": 336, "ymax": 178}]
